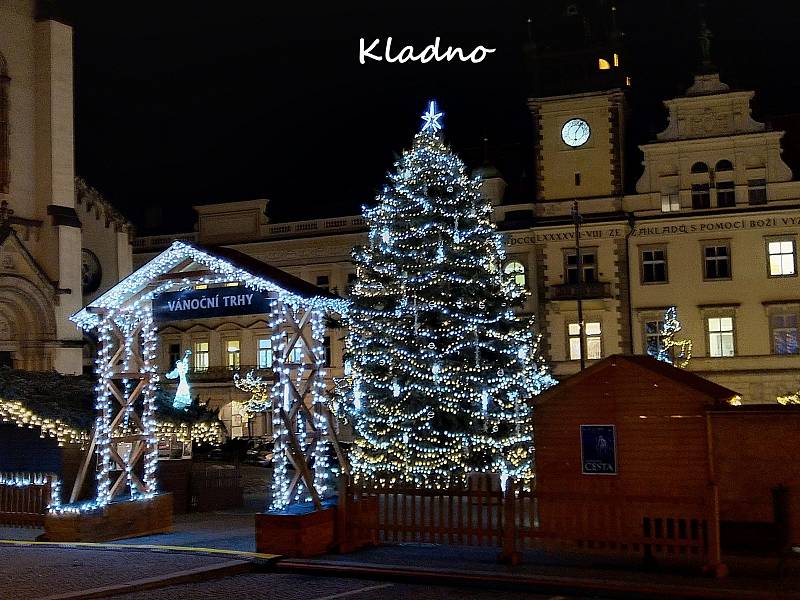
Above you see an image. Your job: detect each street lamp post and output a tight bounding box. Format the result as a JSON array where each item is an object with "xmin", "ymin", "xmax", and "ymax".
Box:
[{"xmin": 571, "ymin": 200, "xmax": 586, "ymax": 371}]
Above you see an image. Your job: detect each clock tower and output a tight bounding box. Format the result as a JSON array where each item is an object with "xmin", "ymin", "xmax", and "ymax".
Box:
[
  {"xmin": 528, "ymin": 89, "xmax": 626, "ymax": 205},
  {"xmin": 524, "ymin": 1, "xmax": 629, "ymax": 207}
]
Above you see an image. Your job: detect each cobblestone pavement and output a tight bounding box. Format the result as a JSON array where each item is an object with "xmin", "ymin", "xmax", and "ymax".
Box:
[
  {"xmin": 111, "ymin": 572, "xmax": 594, "ymax": 599},
  {"xmin": 112, "ymin": 510, "xmax": 257, "ymax": 552},
  {"xmin": 0, "ymin": 546, "xmax": 230, "ymax": 599}
]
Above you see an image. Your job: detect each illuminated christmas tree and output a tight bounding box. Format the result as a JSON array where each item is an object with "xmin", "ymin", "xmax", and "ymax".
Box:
[{"xmin": 339, "ymin": 101, "xmax": 555, "ymax": 487}]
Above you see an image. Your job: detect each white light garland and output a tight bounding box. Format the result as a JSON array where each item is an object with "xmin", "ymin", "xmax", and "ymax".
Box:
[{"xmin": 336, "ymin": 101, "xmax": 556, "ymax": 488}]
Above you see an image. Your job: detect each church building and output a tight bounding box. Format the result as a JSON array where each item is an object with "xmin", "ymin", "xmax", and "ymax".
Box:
[{"xmin": 0, "ymin": 0, "xmax": 133, "ymax": 374}]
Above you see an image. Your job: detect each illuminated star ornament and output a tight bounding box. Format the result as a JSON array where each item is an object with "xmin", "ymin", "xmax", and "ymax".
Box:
[{"xmin": 420, "ymin": 99, "xmax": 443, "ymax": 134}]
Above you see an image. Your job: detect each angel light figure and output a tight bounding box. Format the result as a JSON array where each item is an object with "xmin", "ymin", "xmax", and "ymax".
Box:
[{"xmin": 165, "ymin": 350, "xmax": 193, "ymax": 410}]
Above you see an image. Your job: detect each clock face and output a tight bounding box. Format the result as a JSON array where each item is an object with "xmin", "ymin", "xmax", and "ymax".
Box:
[
  {"xmin": 81, "ymin": 249, "xmax": 102, "ymax": 294},
  {"xmin": 561, "ymin": 118, "xmax": 591, "ymax": 147}
]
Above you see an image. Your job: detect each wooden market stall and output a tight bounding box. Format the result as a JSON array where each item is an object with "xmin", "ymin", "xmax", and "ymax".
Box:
[{"xmin": 530, "ymin": 354, "xmax": 739, "ymax": 574}]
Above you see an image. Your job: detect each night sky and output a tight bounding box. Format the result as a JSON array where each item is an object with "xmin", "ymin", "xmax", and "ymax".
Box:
[{"xmin": 62, "ymin": 0, "xmax": 800, "ymax": 234}]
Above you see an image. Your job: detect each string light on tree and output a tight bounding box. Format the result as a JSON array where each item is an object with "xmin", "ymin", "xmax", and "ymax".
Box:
[
  {"xmin": 651, "ymin": 306, "xmax": 692, "ymax": 369},
  {"xmin": 336, "ymin": 100, "xmax": 556, "ymax": 488}
]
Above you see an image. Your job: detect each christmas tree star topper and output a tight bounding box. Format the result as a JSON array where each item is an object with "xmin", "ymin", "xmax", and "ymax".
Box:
[{"xmin": 421, "ymin": 99, "xmax": 443, "ymax": 134}]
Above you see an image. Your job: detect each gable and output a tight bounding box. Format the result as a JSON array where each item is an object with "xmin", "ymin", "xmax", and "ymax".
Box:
[{"xmin": 0, "ymin": 227, "xmax": 57, "ymax": 296}]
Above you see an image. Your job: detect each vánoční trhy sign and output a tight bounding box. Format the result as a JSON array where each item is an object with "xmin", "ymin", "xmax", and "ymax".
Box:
[
  {"xmin": 153, "ymin": 286, "xmax": 273, "ymax": 322},
  {"xmin": 580, "ymin": 424, "xmax": 617, "ymax": 475}
]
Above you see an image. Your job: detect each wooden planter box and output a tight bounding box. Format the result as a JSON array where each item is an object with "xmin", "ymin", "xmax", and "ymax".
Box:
[
  {"xmin": 42, "ymin": 493, "xmax": 173, "ymax": 542},
  {"xmin": 256, "ymin": 506, "xmax": 336, "ymax": 557}
]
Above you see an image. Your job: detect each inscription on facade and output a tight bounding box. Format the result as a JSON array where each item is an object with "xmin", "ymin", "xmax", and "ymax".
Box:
[
  {"xmin": 504, "ymin": 215, "xmax": 799, "ymax": 247},
  {"xmin": 631, "ymin": 215, "xmax": 800, "ymax": 238}
]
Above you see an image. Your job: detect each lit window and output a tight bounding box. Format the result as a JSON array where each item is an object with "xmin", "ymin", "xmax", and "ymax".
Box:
[
  {"xmin": 661, "ymin": 193, "xmax": 680, "ymax": 212},
  {"xmin": 503, "ymin": 261, "xmax": 526, "ymax": 288},
  {"xmin": 285, "ymin": 336, "xmax": 303, "ymax": 364},
  {"xmin": 748, "ymin": 179, "xmax": 767, "ymax": 205},
  {"xmin": 569, "ymin": 322, "xmax": 602, "ymax": 360},
  {"xmin": 708, "ymin": 317, "xmax": 735, "ymax": 357},
  {"xmin": 193, "ymin": 341, "xmax": 209, "ymax": 371},
  {"xmin": 641, "ymin": 248, "xmax": 667, "ymax": 283},
  {"xmin": 768, "ymin": 240, "xmax": 796, "ymax": 276},
  {"xmin": 598, "ymin": 58, "xmax": 611, "ymax": 70},
  {"xmin": 625, "ymin": 76, "xmax": 632, "ymax": 86},
  {"xmin": 644, "ymin": 320, "xmax": 666, "ymax": 358},
  {"xmin": 257, "ymin": 338, "xmax": 273, "ymax": 368},
  {"xmin": 226, "ymin": 340, "xmax": 240, "ymax": 369},
  {"xmin": 195, "ymin": 284, "xmax": 208, "ymax": 290},
  {"xmin": 225, "ymin": 282, "xmax": 239, "ymax": 287},
  {"xmin": 565, "ymin": 251, "xmax": 596, "ymax": 284},
  {"xmin": 613, "ymin": 53, "xmax": 619, "ymax": 67},
  {"xmin": 703, "ymin": 244, "xmax": 731, "ymax": 279},
  {"xmin": 772, "ymin": 313, "xmax": 799, "ymax": 355}
]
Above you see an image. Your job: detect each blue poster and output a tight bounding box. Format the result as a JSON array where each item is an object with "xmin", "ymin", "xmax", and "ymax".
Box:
[
  {"xmin": 153, "ymin": 286, "xmax": 273, "ymax": 323},
  {"xmin": 580, "ymin": 424, "xmax": 617, "ymax": 475}
]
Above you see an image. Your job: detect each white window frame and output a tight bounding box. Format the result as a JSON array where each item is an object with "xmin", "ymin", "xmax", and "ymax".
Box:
[
  {"xmin": 769, "ymin": 309, "xmax": 799, "ymax": 355},
  {"xmin": 702, "ymin": 241, "xmax": 732, "ymax": 281},
  {"xmin": 568, "ymin": 321, "xmax": 602, "ymax": 361},
  {"xmin": 225, "ymin": 339, "xmax": 241, "ymax": 370},
  {"xmin": 640, "ymin": 246, "xmax": 668, "ymax": 284},
  {"xmin": 503, "ymin": 260, "xmax": 526, "ymax": 288},
  {"xmin": 767, "ymin": 238, "xmax": 797, "ymax": 277},
  {"xmin": 193, "ymin": 340, "xmax": 210, "ymax": 371},
  {"xmin": 257, "ymin": 337, "xmax": 273, "ymax": 368},
  {"xmin": 707, "ymin": 316, "xmax": 735, "ymax": 358}
]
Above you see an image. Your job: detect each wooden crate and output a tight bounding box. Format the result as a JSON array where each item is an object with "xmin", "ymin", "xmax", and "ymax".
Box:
[
  {"xmin": 256, "ymin": 507, "xmax": 336, "ymax": 557},
  {"xmin": 42, "ymin": 493, "xmax": 173, "ymax": 542}
]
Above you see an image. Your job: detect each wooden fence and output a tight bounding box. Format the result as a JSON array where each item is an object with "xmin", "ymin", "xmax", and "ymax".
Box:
[
  {"xmin": 341, "ymin": 476, "xmax": 719, "ymax": 568},
  {"xmin": 0, "ymin": 472, "xmax": 59, "ymax": 527},
  {"xmin": 349, "ymin": 476, "xmax": 504, "ymax": 547},
  {"xmin": 517, "ymin": 489, "xmax": 713, "ymax": 565}
]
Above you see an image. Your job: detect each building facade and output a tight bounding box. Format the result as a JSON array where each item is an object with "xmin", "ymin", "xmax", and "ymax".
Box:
[
  {"xmin": 0, "ymin": 0, "xmax": 133, "ymax": 374},
  {"xmin": 133, "ymin": 11, "xmax": 800, "ymax": 437}
]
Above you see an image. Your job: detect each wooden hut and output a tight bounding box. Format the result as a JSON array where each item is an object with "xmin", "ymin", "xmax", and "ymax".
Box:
[{"xmin": 531, "ymin": 354, "xmax": 740, "ymax": 573}]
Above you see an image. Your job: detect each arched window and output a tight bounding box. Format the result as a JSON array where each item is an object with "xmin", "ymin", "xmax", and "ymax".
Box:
[
  {"xmin": 715, "ymin": 159, "xmax": 733, "ymax": 172},
  {"xmin": 690, "ymin": 161, "xmax": 709, "ymax": 174},
  {"xmin": 0, "ymin": 52, "xmax": 8, "ymax": 194},
  {"xmin": 504, "ymin": 260, "xmax": 526, "ymax": 288}
]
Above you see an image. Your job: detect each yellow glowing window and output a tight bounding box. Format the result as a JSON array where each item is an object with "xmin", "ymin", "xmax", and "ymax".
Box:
[
  {"xmin": 195, "ymin": 284, "xmax": 208, "ymax": 290},
  {"xmin": 226, "ymin": 340, "xmax": 241, "ymax": 369},
  {"xmin": 225, "ymin": 282, "xmax": 239, "ymax": 287},
  {"xmin": 626, "ymin": 76, "xmax": 632, "ymax": 86},
  {"xmin": 193, "ymin": 341, "xmax": 209, "ymax": 371},
  {"xmin": 598, "ymin": 58, "xmax": 611, "ymax": 70},
  {"xmin": 613, "ymin": 53, "xmax": 619, "ymax": 67}
]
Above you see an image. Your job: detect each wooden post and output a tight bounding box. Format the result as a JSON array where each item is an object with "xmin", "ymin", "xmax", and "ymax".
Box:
[
  {"xmin": 499, "ymin": 478, "xmax": 521, "ymax": 565},
  {"xmin": 337, "ymin": 473, "xmax": 349, "ymax": 552},
  {"xmin": 705, "ymin": 413, "xmax": 727, "ymax": 578}
]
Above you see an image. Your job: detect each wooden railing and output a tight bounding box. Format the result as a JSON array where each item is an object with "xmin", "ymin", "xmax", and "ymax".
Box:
[
  {"xmin": 0, "ymin": 472, "xmax": 60, "ymax": 527},
  {"xmin": 516, "ymin": 489, "xmax": 713, "ymax": 565},
  {"xmin": 340, "ymin": 477, "xmax": 719, "ymax": 569},
  {"xmin": 350, "ymin": 476, "xmax": 504, "ymax": 546}
]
